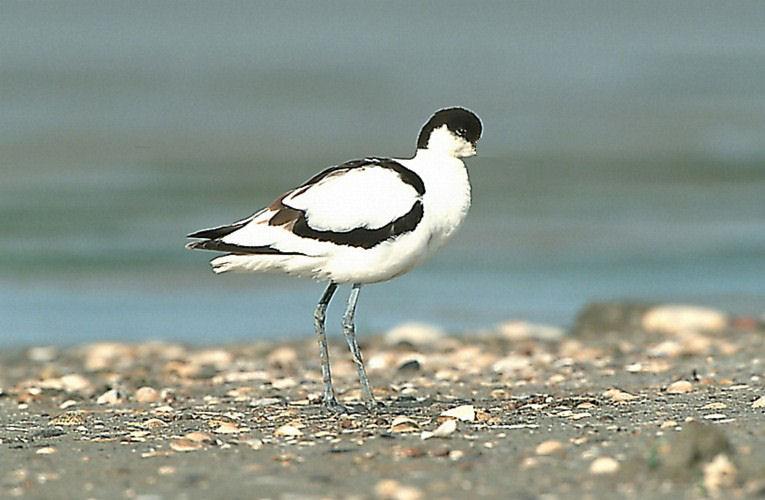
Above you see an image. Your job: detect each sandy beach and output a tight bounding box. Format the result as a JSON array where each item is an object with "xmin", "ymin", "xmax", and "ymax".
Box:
[{"xmin": 1, "ymin": 303, "xmax": 764, "ymax": 499}]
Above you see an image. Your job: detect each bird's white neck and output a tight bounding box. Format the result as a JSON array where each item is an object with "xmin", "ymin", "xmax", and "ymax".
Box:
[{"xmin": 417, "ymin": 125, "xmax": 476, "ymax": 159}]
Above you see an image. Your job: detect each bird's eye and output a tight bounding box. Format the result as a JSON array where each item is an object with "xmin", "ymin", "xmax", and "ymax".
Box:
[{"xmin": 457, "ymin": 128, "xmax": 467, "ymax": 138}]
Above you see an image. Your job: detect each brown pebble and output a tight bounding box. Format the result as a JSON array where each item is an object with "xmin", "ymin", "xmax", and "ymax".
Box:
[
  {"xmin": 603, "ymin": 388, "xmax": 638, "ymax": 402},
  {"xmin": 184, "ymin": 431, "xmax": 214, "ymax": 443},
  {"xmin": 144, "ymin": 418, "xmax": 167, "ymax": 429},
  {"xmin": 590, "ymin": 456, "xmax": 620, "ymax": 474},
  {"xmin": 390, "ymin": 416, "xmax": 420, "ymax": 433},
  {"xmin": 395, "ymin": 446, "xmax": 426, "ymax": 458},
  {"xmin": 666, "ymin": 380, "xmax": 693, "ymax": 394},
  {"xmin": 49, "ymin": 411, "xmax": 87, "ymax": 426},
  {"xmin": 213, "ymin": 422, "xmax": 242, "ymax": 434},
  {"xmin": 245, "ymin": 438, "xmax": 264, "ymax": 450},
  {"xmin": 134, "ymin": 386, "xmax": 160, "ymax": 403},
  {"xmin": 490, "ymin": 389, "xmax": 511, "ymax": 399},
  {"xmin": 374, "ymin": 479, "xmax": 423, "ymax": 500},
  {"xmin": 535, "ymin": 440, "xmax": 564, "ymax": 456},
  {"xmin": 429, "ymin": 445, "xmax": 451, "ymax": 457},
  {"xmin": 169, "ymin": 438, "xmax": 203, "ymax": 452},
  {"xmin": 274, "ymin": 424, "xmax": 304, "ymax": 438}
]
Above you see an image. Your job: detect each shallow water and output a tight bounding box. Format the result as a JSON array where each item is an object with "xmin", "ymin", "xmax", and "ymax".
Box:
[{"xmin": 2, "ymin": 2, "xmax": 764, "ymax": 346}]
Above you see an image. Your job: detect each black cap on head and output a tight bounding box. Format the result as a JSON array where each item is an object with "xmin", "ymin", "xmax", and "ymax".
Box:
[{"xmin": 417, "ymin": 107, "xmax": 482, "ymax": 150}]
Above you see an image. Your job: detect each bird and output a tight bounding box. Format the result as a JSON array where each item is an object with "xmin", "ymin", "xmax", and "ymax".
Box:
[{"xmin": 186, "ymin": 107, "xmax": 482, "ymax": 412}]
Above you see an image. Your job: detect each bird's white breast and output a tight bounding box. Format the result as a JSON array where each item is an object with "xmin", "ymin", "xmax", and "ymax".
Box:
[{"xmin": 399, "ymin": 150, "xmax": 471, "ymax": 255}]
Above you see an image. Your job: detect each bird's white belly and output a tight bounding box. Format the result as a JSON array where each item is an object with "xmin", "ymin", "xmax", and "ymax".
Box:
[{"xmin": 320, "ymin": 229, "xmax": 429, "ymax": 284}]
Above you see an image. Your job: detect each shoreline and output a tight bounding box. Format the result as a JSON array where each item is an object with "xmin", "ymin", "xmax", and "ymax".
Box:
[{"xmin": 1, "ymin": 303, "xmax": 764, "ymax": 498}]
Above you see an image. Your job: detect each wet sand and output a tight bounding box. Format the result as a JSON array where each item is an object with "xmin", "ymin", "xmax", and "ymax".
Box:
[{"xmin": 1, "ymin": 304, "xmax": 764, "ymax": 499}]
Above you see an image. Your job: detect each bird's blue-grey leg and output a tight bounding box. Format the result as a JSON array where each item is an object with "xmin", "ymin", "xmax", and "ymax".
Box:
[
  {"xmin": 314, "ymin": 282, "xmax": 345, "ymax": 411},
  {"xmin": 341, "ymin": 283, "xmax": 377, "ymax": 408}
]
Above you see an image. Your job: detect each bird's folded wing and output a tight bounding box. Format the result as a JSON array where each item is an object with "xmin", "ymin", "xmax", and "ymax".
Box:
[
  {"xmin": 189, "ymin": 159, "xmax": 425, "ymax": 253},
  {"xmin": 282, "ymin": 162, "xmax": 422, "ymax": 232}
]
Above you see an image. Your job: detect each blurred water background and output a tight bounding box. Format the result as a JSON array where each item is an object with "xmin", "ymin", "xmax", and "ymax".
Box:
[{"xmin": 2, "ymin": 1, "xmax": 764, "ymax": 347}]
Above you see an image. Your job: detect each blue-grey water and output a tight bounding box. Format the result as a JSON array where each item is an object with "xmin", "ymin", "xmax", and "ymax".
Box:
[{"xmin": 2, "ymin": 1, "xmax": 764, "ymax": 347}]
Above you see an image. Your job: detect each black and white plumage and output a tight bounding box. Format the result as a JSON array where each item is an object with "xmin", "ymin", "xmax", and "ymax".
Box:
[{"xmin": 187, "ymin": 107, "xmax": 482, "ymax": 411}]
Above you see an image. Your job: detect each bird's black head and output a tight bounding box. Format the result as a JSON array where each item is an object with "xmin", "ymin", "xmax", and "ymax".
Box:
[{"xmin": 416, "ymin": 107, "xmax": 482, "ymax": 157}]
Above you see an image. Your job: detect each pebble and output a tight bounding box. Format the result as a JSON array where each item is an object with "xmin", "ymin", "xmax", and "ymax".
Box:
[
  {"xmin": 169, "ymin": 439, "xmax": 203, "ymax": 452},
  {"xmin": 666, "ymin": 380, "xmax": 693, "ymax": 394},
  {"xmin": 703, "ymin": 413, "xmax": 728, "ymax": 420},
  {"xmin": 35, "ymin": 447, "xmax": 57, "ymax": 455},
  {"xmin": 390, "ymin": 416, "xmax": 420, "ymax": 433},
  {"xmin": 274, "ymin": 424, "xmax": 304, "ymax": 438},
  {"xmin": 384, "ymin": 322, "xmax": 445, "ymax": 346},
  {"xmin": 151, "ymin": 405, "xmax": 175, "ymax": 414},
  {"xmin": 589, "ymin": 456, "xmax": 620, "ymax": 474},
  {"xmin": 157, "ymin": 466, "xmax": 176, "ymax": 475},
  {"xmin": 395, "ymin": 446, "xmax": 426, "ymax": 458},
  {"xmin": 184, "ymin": 431, "xmax": 214, "ymax": 443},
  {"xmin": 374, "ymin": 479, "xmax": 423, "ymax": 500},
  {"xmin": 244, "ymin": 438, "xmax": 264, "ymax": 450},
  {"xmin": 96, "ymin": 389, "xmax": 124, "ymax": 405},
  {"xmin": 49, "ymin": 411, "xmax": 87, "ymax": 426},
  {"xmin": 703, "ymin": 454, "xmax": 737, "ymax": 495},
  {"xmin": 603, "ymin": 388, "xmax": 638, "ymax": 402},
  {"xmin": 642, "ymin": 305, "xmax": 727, "ymax": 335},
  {"xmin": 490, "ymin": 389, "xmax": 511, "ymax": 400},
  {"xmin": 144, "ymin": 418, "xmax": 167, "ymax": 429},
  {"xmin": 134, "ymin": 386, "xmax": 160, "ymax": 403},
  {"xmin": 701, "ymin": 402, "xmax": 727, "ymax": 410},
  {"xmin": 441, "ymin": 405, "xmax": 475, "ymax": 422},
  {"xmin": 213, "ymin": 421, "xmax": 242, "ymax": 434},
  {"xmin": 569, "ymin": 412, "xmax": 591, "ymax": 420},
  {"xmin": 535, "ymin": 440, "xmax": 564, "ymax": 456},
  {"xmin": 421, "ymin": 419, "xmax": 457, "ymax": 440},
  {"xmin": 752, "ymin": 396, "xmax": 765, "ymax": 409},
  {"xmin": 396, "ymin": 359, "xmax": 422, "ymax": 373}
]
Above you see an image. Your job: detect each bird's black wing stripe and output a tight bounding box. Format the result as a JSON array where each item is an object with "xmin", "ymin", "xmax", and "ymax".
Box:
[
  {"xmin": 187, "ymin": 216, "xmax": 254, "ymax": 239},
  {"xmin": 375, "ymin": 158, "xmax": 425, "ymax": 196},
  {"xmin": 185, "ymin": 240, "xmax": 305, "ymax": 256},
  {"xmin": 292, "ymin": 200, "xmax": 424, "ymax": 249}
]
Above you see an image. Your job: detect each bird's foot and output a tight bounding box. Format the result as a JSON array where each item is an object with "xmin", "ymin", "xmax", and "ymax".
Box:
[
  {"xmin": 360, "ymin": 395, "xmax": 383, "ymax": 413},
  {"xmin": 363, "ymin": 401, "xmax": 382, "ymax": 413},
  {"xmin": 322, "ymin": 397, "xmax": 351, "ymax": 414}
]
